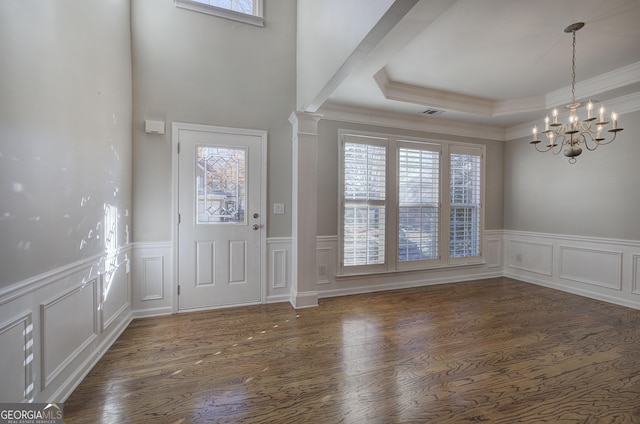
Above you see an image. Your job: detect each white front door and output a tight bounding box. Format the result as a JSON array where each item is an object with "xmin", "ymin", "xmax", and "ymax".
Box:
[{"xmin": 176, "ymin": 124, "xmax": 265, "ymax": 311}]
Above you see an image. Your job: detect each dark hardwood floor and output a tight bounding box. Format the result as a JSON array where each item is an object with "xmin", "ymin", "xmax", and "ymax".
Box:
[{"xmin": 64, "ymin": 277, "xmax": 640, "ymax": 423}]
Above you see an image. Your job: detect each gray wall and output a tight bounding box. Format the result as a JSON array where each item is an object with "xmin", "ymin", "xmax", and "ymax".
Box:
[
  {"xmin": 0, "ymin": 1, "xmax": 133, "ymax": 288},
  {"xmin": 131, "ymin": 0, "xmax": 296, "ymax": 241},
  {"xmin": 316, "ymin": 119, "xmax": 505, "ymax": 236},
  {"xmin": 504, "ymin": 109, "xmax": 640, "ymax": 240}
]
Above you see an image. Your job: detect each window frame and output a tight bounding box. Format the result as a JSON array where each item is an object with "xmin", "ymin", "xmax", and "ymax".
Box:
[
  {"xmin": 175, "ymin": 0, "xmax": 264, "ymax": 27},
  {"xmin": 338, "ymin": 130, "xmax": 485, "ymax": 276},
  {"xmin": 447, "ymin": 145, "xmax": 485, "ymax": 265},
  {"xmin": 339, "ymin": 134, "xmax": 389, "ymax": 275},
  {"xmin": 396, "ymin": 140, "xmax": 442, "ymax": 270}
]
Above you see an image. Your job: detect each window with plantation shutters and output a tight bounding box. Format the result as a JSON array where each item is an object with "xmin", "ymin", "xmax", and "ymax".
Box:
[
  {"xmin": 398, "ymin": 143, "xmax": 440, "ymax": 266},
  {"xmin": 449, "ymin": 148, "xmax": 482, "ymax": 259},
  {"xmin": 341, "ymin": 136, "xmax": 387, "ymax": 270},
  {"xmin": 339, "ymin": 131, "xmax": 484, "ymax": 275}
]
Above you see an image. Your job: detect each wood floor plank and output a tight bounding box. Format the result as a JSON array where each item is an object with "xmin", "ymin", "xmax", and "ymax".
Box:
[{"xmin": 64, "ymin": 278, "xmax": 640, "ymax": 423}]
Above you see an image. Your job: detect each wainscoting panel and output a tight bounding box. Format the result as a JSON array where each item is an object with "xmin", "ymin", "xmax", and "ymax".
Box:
[
  {"xmin": 507, "ymin": 239, "xmax": 553, "ymax": 276},
  {"xmin": 131, "ymin": 242, "xmax": 173, "ymax": 317},
  {"xmin": 559, "ymin": 246, "xmax": 622, "ymax": 290},
  {"xmin": 142, "ymin": 256, "xmax": 164, "ymax": 301},
  {"xmin": 272, "ymin": 249, "xmax": 287, "ymax": 289},
  {"xmin": 504, "ymin": 231, "xmax": 640, "ymax": 310},
  {"xmin": 266, "ymin": 238, "xmax": 291, "ymax": 303},
  {"xmin": 307, "ymin": 232, "xmax": 503, "ymax": 301},
  {"xmin": 633, "ymin": 254, "xmax": 640, "ymax": 295},
  {"xmin": 485, "ymin": 231, "xmax": 503, "ymax": 268},
  {"xmin": 0, "ymin": 313, "xmax": 33, "ymax": 402},
  {"xmin": 101, "ymin": 261, "xmax": 131, "ymax": 332},
  {"xmin": 316, "ymin": 236, "xmax": 338, "ymax": 286},
  {"xmin": 0, "ymin": 245, "xmax": 132, "ymax": 403},
  {"xmin": 41, "ymin": 279, "xmax": 98, "ymax": 389}
]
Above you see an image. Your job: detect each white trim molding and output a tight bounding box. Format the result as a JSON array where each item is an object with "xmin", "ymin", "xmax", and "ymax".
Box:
[
  {"xmin": 131, "ymin": 241, "xmax": 173, "ymax": 318},
  {"xmin": 0, "ymin": 247, "xmax": 132, "ymax": 403},
  {"xmin": 558, "ymin": 245, "xmax": 622, "ymax": 290},
  {"xmin": 266, "ymin": 231, "xmax": 504, "ymax": 305},
  {"xmin": 504, "ymin": 230, "xmax": 640, "ymax": 310},
  {"xmin": 319, "ymin": 101, "xmax": 506, "ymax": 141},
  {"xmin": 0, "ymin": 312, "xmax": 33, "ymax": 402},
  {"xmin": 633, "ymin": 254, "xmax": 640, "ymax": 295},
  {"xmin": 266, "ymin": 237, "xmax": 292, "ymax": 304}
]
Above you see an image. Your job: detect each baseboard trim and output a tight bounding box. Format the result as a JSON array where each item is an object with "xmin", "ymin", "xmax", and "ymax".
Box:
[
  {"xmin": 131, "ymin": 306, "xmax": 174, "ymax": 319},
  {"xmin": 266, "ymin": 294, "xmax": 291, "ymax": 304},
  {"xmin": 290, "ymin": 289, "xmax": 319, "ymax": 309},
  {"xmin": 318, "ymin": 270, "xmax": 504, "ymax": 300},
  {"xmin": 505, "ymin": 270, "xmax": 640, "ymax": 310}
]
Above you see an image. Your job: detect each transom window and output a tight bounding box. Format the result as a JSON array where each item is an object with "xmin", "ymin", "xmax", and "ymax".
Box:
[
  {"xmin": 339, "ymin": 131, "xmax": 484, "ymax": 275},
  {"xmin": 175, "ymin": 0, "xmax": 264, "ymax": 27}
]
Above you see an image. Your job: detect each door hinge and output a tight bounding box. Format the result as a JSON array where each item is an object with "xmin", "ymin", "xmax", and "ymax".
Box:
[
  {"xmin": 178, "ymin": 285, "xmax": 181, "ymax": 295},
  {"xmin": 177, "ymin": 142, "xmax": 181, "ymax": 154},
  {"xmin": 178, "ymin": 213, "xmax": 181, "ymax": 224}
]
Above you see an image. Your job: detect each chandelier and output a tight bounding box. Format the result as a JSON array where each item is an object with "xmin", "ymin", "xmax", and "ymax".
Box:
[{"xmin": 531, "ymin": 22, "xmax": 623, "ymax": 164}]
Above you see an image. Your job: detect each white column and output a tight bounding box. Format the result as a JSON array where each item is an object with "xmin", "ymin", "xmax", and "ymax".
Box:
[{"xmin": 288, "ymin": 112, "xmax": 322, "ymax": 308}]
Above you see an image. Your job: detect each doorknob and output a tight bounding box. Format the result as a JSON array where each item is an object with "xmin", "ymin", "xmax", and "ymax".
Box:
[
  {"xmin": 253, "ymin": 213, "xmax": 259, "ymax": 219},
  {"xmin": 252, "ymin": 224, "xmax": 260, "ymax": 230}
]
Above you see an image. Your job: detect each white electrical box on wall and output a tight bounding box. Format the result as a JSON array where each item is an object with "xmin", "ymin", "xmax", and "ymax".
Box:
[{"xmin": 145, "ymin": 120, "xmax": 165, "ymax": 134}]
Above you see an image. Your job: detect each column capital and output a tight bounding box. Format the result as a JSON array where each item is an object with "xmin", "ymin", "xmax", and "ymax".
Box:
[{"xmin": 288, "ymin": 111, "xmax": 322, "ymax": 136}]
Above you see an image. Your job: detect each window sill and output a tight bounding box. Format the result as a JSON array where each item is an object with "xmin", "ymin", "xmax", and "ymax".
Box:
[
  {"xmin": 175, "ymin": 0, "xmax": 264, "ymax": 27},
  {"xmin": 336, "ymin": 260, "xmax": 487, "ymax": 281}
]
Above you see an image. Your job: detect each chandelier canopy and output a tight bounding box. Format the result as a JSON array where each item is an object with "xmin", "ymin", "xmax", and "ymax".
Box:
[{"xmin": 531, "ymin": 22, "xmax": 623, "ymax": 164}]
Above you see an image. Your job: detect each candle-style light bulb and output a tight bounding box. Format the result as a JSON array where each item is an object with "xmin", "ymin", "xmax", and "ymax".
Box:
[
  {"xmin": 599, "ymin": 106, "xmax": 605, "ymax": 122},
  {"xmin": 553, "ymin": 108, "xmax": 558, "ymax": 124},
  {"xmin": 532, "ymin": 125, "xmax": 538, "ymax": 141},
  {"xmin": 544, "ymin": 115, "xmax": 550, "ymax": 131},
  {"xmin": 611, "ymin": 112, "xmax": 618, "ymax": 129},
  {"xmin": 587, "ymin": 101, "xmax": 593, "ymax": 119}
]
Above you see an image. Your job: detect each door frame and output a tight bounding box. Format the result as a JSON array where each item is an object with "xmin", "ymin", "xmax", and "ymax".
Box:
[{"xmin": 171, "ymin": 122, "xmax": 267, "ymax": 313}]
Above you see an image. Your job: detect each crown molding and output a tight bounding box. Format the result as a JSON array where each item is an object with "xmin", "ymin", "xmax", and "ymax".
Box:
[
  {"xmin": 492, "ymin": 95, "xmax": 546, "ymax": 115},
  {"xmin": 317, "ymin": 102, "xmax": 506, "ymax": 141},
  {"xmin": 375, "ymin": 68, "xmax": 495, "ymax": 116},
  {"xmin": 374, "ymin": 63, "xmax": 640, "ymax": 120},
  {"xmin": 546, "ymin": 61, "xmax": 640, "ymax": 108},
  {"xmin": 375, "ymin": 67, "xmax": 545, "ymax": 116}
]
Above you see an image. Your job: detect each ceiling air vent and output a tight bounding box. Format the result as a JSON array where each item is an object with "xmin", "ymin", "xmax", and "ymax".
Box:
[{"xmin": 421, "ymin": 108, "xmax": 444, "ymax": 117}]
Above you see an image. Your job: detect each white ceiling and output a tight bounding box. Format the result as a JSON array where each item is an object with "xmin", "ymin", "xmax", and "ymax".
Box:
[{"xmin": 321, "ymin": 0, "xmax": 640, "ymax": 131}]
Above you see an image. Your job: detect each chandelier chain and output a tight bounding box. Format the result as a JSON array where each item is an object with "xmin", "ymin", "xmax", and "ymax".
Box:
[{"xmin": 571, "ymin": 29, "xmax": 576, "ymax": 104}]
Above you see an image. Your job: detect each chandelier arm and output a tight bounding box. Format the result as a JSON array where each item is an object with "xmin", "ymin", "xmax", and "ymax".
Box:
[
  {"xmin": 582, "ymin": 133, "xmax": 600, "ymax": 151},
  {"xmin": 595, "ymin": 131, "xmax": 619, "ymax": 146},
  {"xmin": 550, "ymin": 135, "xmax": 565, "ymax": 155},
  {"xmin": 533, "ymin": 143, "xmax": 552, "ymax": 153}
]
